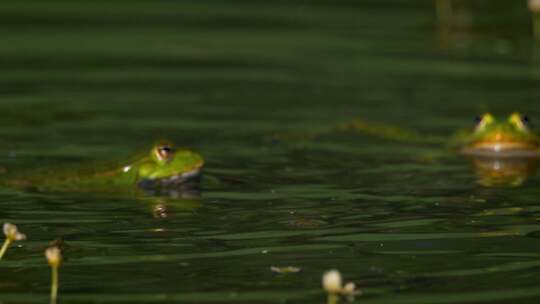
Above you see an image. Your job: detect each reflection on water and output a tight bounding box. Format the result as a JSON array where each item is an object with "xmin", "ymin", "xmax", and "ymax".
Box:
[
  {"xmin": 435, "ymin": 0, "xmax": 473, "ymax": 49},
  {"xmin": 147, "ymin": 196, "xmax": 202, "ymax": 219},
  {"xmin": 134, "ymin": 181, "xmax": 203, "ymax": 218},
  {"xmin": 530, "ymin": 0, "xmax": 540, "ymax": 41},
  {"xmin": 469, "ymin": 156, "xmax": 539, "ymax": 187}
]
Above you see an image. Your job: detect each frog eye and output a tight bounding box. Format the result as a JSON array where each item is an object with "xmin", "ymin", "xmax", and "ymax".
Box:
[
  {"xmin": 155, "ymin": 144, "xmax": 175, "ymax": 162},
  {"xmin": 522, "ymin": 115, "xmax": 530, "ymax": 125},
  {"xmin": 474, "ymin": 113, "xmax": 494, "ymax": 132},
  {"xmin": 508, "ymin": 112, "xmax": 530, "ymax": 131}
]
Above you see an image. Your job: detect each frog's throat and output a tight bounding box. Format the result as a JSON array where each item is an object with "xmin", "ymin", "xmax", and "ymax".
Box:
[
  {"xmin": 462, "ymin": 141, "xmax": 540, "ymax": 157},
  {"xmin": 137, "ymin": 168, "xmax": 202, "ymax": 189}
]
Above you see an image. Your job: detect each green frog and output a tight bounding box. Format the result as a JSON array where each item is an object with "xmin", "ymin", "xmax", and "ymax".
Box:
[
  {"xmin": 451, "ymin": 112, "xmax": 540, "ymax": 186},
  {"xmin": 4, "ymin": 141, "xmax": 204, "ymax": 193},
  {"xmin": 276, "ymin": 112, "xmax": 540, "ymax": 186},
  {"xmin": 3, "ymin": 141, "xmax": 204, "ymax": 217},
  {"xmin": 352, "ymin": 112, "xmax": 540, "ymax": 186},
  {"xmin": 336, "ymin": 112, "xmax": 540, "ymax": 157},
  {"xmin": 0, "ymin": 141, "xmax": 204, "ymax": 209}
]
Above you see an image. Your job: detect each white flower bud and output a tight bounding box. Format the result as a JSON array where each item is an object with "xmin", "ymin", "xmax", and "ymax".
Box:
[
  {"xmin": 45, "ymin": 246, "xmax": 62, "ymax": 268},
  {"xmin": 342, "ymin": 282, "xmax": 357, "ymax": 295},
  {"xmin": 3, "ymin": 223, "xmax": 26, "ymax": 242},
  {"xmin": 322, "ymin": 269, "xmax": 342, "ymax": 294}
]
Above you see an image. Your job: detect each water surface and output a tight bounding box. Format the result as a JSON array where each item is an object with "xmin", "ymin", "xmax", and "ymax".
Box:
[{"xmin": 1, "ymin": 1, "xmax": 540, "ymax": 303}]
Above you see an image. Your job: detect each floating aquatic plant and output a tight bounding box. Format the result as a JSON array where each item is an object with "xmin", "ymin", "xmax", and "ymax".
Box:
[
  {"xmin": 270, "ymin": 266, "xmax": 301, "ymax": 274},
  {"xmin": 0, "ymin": 223, "xmax": 26, "ymax": 260},
  {"xmin": 45, "ymin": 245, "xmax": 62, "ymax": 304},
  {"xmin": 322, "ymin": 269, "xmax": 361, "ymax": 304}
]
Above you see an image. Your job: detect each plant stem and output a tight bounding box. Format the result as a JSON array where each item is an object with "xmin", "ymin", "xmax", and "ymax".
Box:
[
  {"xmin": 50, "ymin": 266, "xmax": 58, "ymax": 304},
  {"xmin": 327, "ymin": 293, "xmax": 339, "ymax": 304},
  {"xmin": 0, "ymin": 239, "xmax": 12, "ymax": 260}
]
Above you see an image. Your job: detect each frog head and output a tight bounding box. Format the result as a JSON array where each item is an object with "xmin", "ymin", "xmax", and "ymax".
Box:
[
  {"xmin": 461, "ymin": 112, "xmax": 540, "ymax": 156},
  {"xmin": 134, "ymin": 141, "xmax": 204, "ymax": 188}
]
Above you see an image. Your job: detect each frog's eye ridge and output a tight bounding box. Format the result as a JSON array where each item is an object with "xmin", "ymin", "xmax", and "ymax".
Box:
[{"xmin": 474, "ymin": 113, "xmax": 495, "ymax": 132}]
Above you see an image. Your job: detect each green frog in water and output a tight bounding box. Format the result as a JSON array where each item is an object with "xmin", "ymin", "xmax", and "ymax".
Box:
[
  {"xmin": 336, "ymin": 112, "xmax": 540, "ymax": 157},
  {"xmin": 4, "ymin": 141, "xmax": 204, "ymax": 217},
  {"xmin": 368, "ymin": 112, "xmax": 539, "ymax": 186},
  {"xmin": 5, "ymin": 141, "xmax": 204, "ymax": 192},
  {"xmin": 280, "ymin": 112, "xmax": 539, "ymax": 156},
  {"xmin": 277, "ymin": 112, "xmax": 540, "ymax": 186},
  {"xmin": 451, "ymin": 112, "xmax": 540, "ymax": 186}
]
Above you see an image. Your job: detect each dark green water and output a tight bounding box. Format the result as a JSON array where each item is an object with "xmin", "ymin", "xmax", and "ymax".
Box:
[{"xmin": 2, "ymin": 1, "xmax": 540, "ymax": 303}]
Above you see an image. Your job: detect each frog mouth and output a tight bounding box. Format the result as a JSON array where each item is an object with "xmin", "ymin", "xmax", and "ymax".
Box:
[
  {"xmin": 164, "ymin": 168, "xmax": 202, "ymax": 185},
  {"xmin": 137, "ymin": 168, "xmax": 202, "ymax": 189},
  {"xmin": 462, "ymin": 141, "xmax": 540, "ymax": 157}
]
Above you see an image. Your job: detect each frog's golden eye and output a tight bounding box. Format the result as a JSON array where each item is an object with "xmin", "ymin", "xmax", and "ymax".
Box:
[
  {"xmin": 154, "ymin": 144, "xmax": 175, "ymax": 162},
  {"xmin": 474, "ymin": 113, "xmax": 494, "ymax": 132},
  {"xmin": 508, "ymin": 112, "xmax": 530, "ymax": 131}
]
